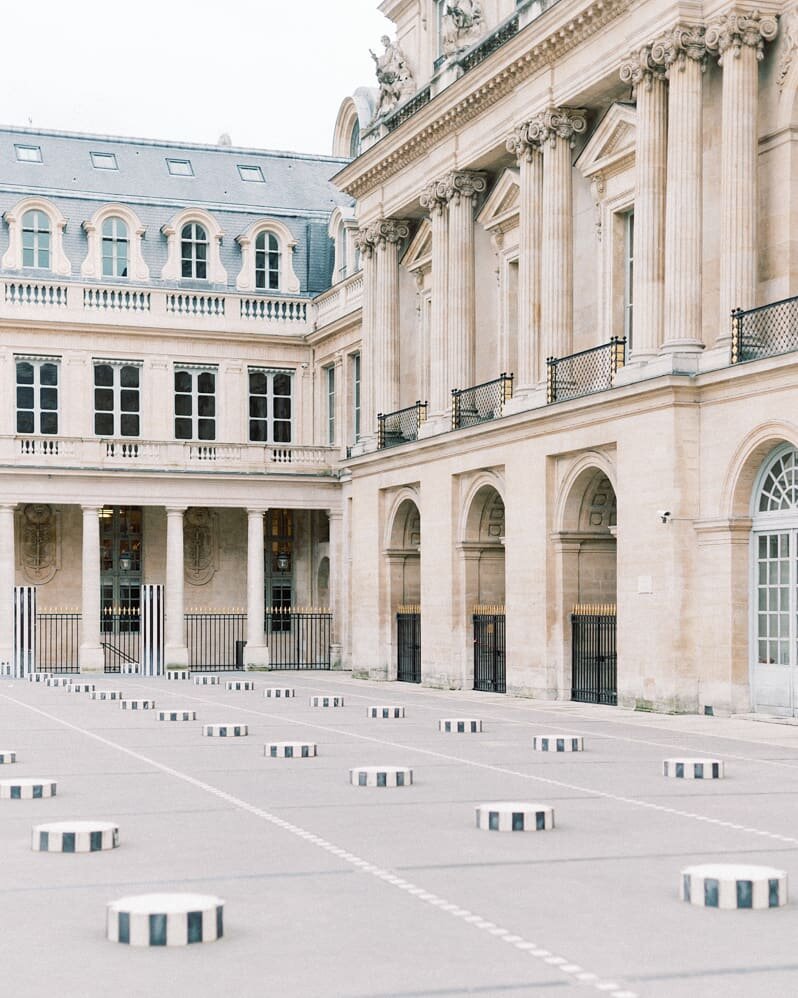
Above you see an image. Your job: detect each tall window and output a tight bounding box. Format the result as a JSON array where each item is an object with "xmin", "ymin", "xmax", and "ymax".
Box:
[
  {"xmin": 255, "ymin": 231, "xmax": 280, "ymax": 290},
  {"xmin": 22, "ymin": 210, "xmax": 51, "ymax": 269},
  {"xmin": 336, "ymin": 221, "xmax": 348, "ymax": 281},
  {"xmin": 174, "ymin": 368, "xmax": 216, "ymax": 440},
  {"xmin": 349, "ymin": 120, "xmax": 361, "ymax": 158},
  {"xmin": 16, "ymin": 359, "xmax": 59, "ymax": 434},
  {"xmin": 623, "ymin": 210, "xmax": 634, "ymax": 348},
  {"xmin": 326, "ymin": 366, "xmax": 336, "ymax": 445},
  {"xmin": 181, "ymin": 222, "xmax": 208, "ymax": 279},
  {"xmin": 94, "ymin": 363, "xmax": 140, "ymax": 437},
  {"xmin": 352, "ymin": 352, "xmax": 361, "ymax": 442},
  {"xmin": 249, "ymin": 369, "xmax": 293, "ymax": 444},
  {"xmin": 102, "ymin": 217, "xmax": 129, "ymax": 278}
]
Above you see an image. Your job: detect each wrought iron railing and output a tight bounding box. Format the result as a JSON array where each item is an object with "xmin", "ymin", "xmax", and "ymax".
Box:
[
  {"xmin": 264, "ymin": 608, "xmax": 332, "ymax": 670},
  {"xmin": 377, "ymin": 401, "xmax": 427, "ymax": 450},
  {"xmin": 473, "ymin": 605, "xmax": 506, "ymax": 694},
  {"xmin": 571, "ymin": 604, "xmax": 617, "ymax": 706},
  {"xmin": 36, "ymin": 610, "xmax": 81, "ymax": 673},
  {"xmin": 102, "ymin": 608, "xmax": 141, "ymax": 673},
  {"xmin": 731, "ymin": 295, "xmax": 798, "ymax": 364},
  {"xmin": 459, "ymin": 14, "xmax": 519, "ymax": 73},
  {"xmin": 397, "ymin": 605, "xmax": 421, "ymax": 683},
  {"xmin": 547, "ymin": 338, "xmax": 626, "ymax": 404},
  {"xmin": 186, "ymin": 610, "xmax": 247, "ymax": 670},
  {"xmin": 452, "ymin": 373, "xmax": 513, "ymax": 430},
  {"xmin": 384, "ymin": 87, "xmax": 432, "ymax": 133}
]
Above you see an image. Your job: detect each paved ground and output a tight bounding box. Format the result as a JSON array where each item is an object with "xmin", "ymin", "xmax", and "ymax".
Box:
[{"xmin": 2, "ymin": 674, "xmax": 798, "ymax": 998}]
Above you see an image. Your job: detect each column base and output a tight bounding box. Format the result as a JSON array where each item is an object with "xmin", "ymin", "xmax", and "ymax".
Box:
[
  {"xmin": 79, "ymin": 644, "xmax": 105, "ymax": 674},
  {"xmin": 243, "ymin": 644, "xmax": 270, "ymax": 670},
  {"xmin": 329, "ymin": 643, "xmax": 344, "ymax": 670},
  {"xmin": 503, "ymin": 387, "xmax": 546, "ymax": 416},
  {"xmin": 417, "ymin": 414, "xmax": 450, "ymax": 439},
  {"xmin": 164, "ymin": 645, "xmax": 189, "ymax": 668}
]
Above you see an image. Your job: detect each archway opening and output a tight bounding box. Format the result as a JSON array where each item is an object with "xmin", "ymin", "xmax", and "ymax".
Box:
[
  {"xmin": 387, "ymin": 498, "xmax": 421, "ymax": 683},
  {"xmin": 462, "ymin": 485, "xmax": 505, "ymax": 692}
]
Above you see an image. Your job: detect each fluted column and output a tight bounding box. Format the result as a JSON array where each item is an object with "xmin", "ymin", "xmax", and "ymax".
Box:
[
  {"xmin": 165, "ymin": 506, "xmax": 188, "ymax": 666},
  {"xmin": 354, "ymin": 226, "xmax": 377, "ymax": 441},
  {"xmin": 80, "ymin": 505, "xmax": 104, "ymax": 672},
  {"xmin": 506, "ymin": 125, "xmax": 543, "ymax": 389},
  {"xmin": 707, "ymin": 11, "xmax": 778, "ymax": 343},
  {"xmin": 0, "ymin": 505, "xmax": 15, "ymax": 670},
  {"xmin": 328, "ymin": 509, "xmax": 343, "ymax": 666},
  {"xmin": 373, "ymin": 219, "xmax": 410, "ymax": 419},
  {"xmin": 419, "ymin": 179, "xmax": 450, "ymax": 420},
  {"xmin": 655, "ymin": 26, "xmax": 707, "ymax": 352},
  {"xmin": 528, "ymin": 109, "xmax": 586, "ymax": 363},
  {"xmin": 245, "ymin": 508, "xmax": 268, "ymax": 668},
  {"xmin": 445, "ymin": 171, "xmax": 487, "ymax": 391},
  {"xmin": 620, "ymin": 48, "xmax": 668, "ymax": 361}
]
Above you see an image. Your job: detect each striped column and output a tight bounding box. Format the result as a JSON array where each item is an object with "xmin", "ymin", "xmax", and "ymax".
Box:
[{"xmin": 0, "ymin": 505, "xmax": 14, "ymax": 673}]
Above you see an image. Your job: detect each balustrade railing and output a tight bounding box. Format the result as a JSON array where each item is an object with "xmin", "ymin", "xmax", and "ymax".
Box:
[
  {"xmin": 6, "ymin": 281, "xmax": 68, "ymax": 307},
  {"xmin": 240, "ymin": 296, "xmax": 307, "ymax": 322},
  {"xmin": 377, "ymin": 402, "xmax": 427, "ymax": 450},
  {"xmin": 452, "ymin": 373, "xmax": 513, "ymax": 430},
  {"xmin": 84, "ymin": 287, "xmax": 150, "ymax": 312},
  {"xmin": 166, "ymin": 293, "xmax": 225, "ymax": 317},
  {"xmin": 731, "ymin": 296, "xmax": 798, "ymax": 364},
  {"xmin": 547, "ymin": 338, "xmax": 626, "ymax": 404}
]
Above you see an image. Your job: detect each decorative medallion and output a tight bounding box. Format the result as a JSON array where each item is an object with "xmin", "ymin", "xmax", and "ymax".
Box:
[
  {"xmin": 18, "ymin": 504, "xmax": 59, "ymax": 584},
  {"xmin": 184, "ymin": 507, "xmax": 218, "ymax": 586}
]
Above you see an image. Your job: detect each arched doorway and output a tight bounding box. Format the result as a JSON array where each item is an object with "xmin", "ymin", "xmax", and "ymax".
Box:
[
  {"xmin": 462, "ymin": 485, "xmax": 505, "ymax": 692},
  {"xmin": 751, "ymin": 445, "xmax": 798, "ymax": 715},
  {"xmin": 386, "ymin": 497, "xmax": 421, "ymax": 682}
]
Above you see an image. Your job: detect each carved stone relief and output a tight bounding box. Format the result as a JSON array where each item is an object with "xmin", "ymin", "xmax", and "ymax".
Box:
[
  {"xmin": 17, "ymin": 504, "xmax": 60, "ymax": 584},
  {"xmin": 184, "ymin": 507, "xmax": 218, "ymax": 586}
]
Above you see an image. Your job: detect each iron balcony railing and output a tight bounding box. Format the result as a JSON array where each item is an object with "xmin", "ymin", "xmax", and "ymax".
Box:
[
  {"xmin": 377, "ymin": 401, "xmax": 427, "ymax": 450},
  {"xmin": 384, "ymin": 87, "xmax": 432, "ymax": 133},
  {"xmin": 452, "ymin": 373, "xmax": 513, "ymax": 430},
  {"xmin": 731, "ymin": 295, "xmax": 798, "ymax": 364},
  {"xmin": 547, "ymin": 338, "xmax": 626, "ymax": 404}
]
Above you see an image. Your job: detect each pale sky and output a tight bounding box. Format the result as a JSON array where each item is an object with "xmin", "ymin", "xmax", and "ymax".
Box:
[{"xmin": 4, "ymin": 0, "xmax": 391, "ymax": 155}]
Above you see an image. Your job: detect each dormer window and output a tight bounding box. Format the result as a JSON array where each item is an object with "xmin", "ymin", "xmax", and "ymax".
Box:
[
  {"xmin": 15, "ymin": 144, "xmax": 42, "ymax": 163},
  {"xmin": 161, "ymin": 209, "xmax": 226, "ymax": 284},
  {"xmin": 181, "ymin": 223, "xmax": 208, "ymax": 279},
  {"xmin": 255, "ymin": 232, "xmax": 280, "ymax": 290},
  {"xmin": 102, "ymin": 217, "xmax": 129, "ymax": 278},
  {"xmin": 167, "ymin": 158, "xmax": 193, "ymax": 177},
  {"xmin": 91, "ymin": 151, "xmax": 118, "ymax": 170},
  {"xmin": 238, "ymin": 165, "xmax": 264, "ymax": 183},
  {"xmin": 22, "ymin": 210, "xmax": 51, "ymax": 269},
  {"xmin": 235, "ymin": 219, "xmax": 299, "ymax": 293}
]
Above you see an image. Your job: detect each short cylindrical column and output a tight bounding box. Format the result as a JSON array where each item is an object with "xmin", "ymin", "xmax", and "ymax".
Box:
[
  {"xmin": 193, "ymin": 674, "xmax": 220, "ymax": 686},
  {"xmin": 107, "ymin": 893, "xmax": 224, "ymax": 946},
  {"xmin": 0, "ymin": 505, "xmax": 15, "ymax": 672},
  {"xmin": 263, "ymin": 687, "xmax": 295, "ymax": 698},
  {"xmin": 225, "ymin": 679, "xmax": 255, "ymax": 691},
  {"xmin": 475, "ymin": 803, "xmax": 554, "ymax": 832},
  {"xmin": 203, "ymin": 724, "xmax": 248, "ymax": 737},
  {"xmin": 265, "ymin": 742, "xmax": 317, "ymax": 758},
  {"xmin": 532, "ymin": 735, "xmax": 584, "ymax": 752},
  {"xmin": 368, "ymin": 705, "xmax": 406, "ymax": 718},
  {"xmin": 446, "ymin": 173, "xmax": 486, "ymax": 391},
  {"xmin": 156, "ymin": 709, "xmax": 196, "ymax": 722},
  {"xmin": 165, "ymin": 508, "xmax": 188, "ymax": 667},
  {"xmin": 439, "ymin": 718, "xmax": 481, "ymax": 733},
  {"xmin": 310, "ymin": 695, "xmax": 344, "ymax": 707},
  {"xmin": 245, "ymin": 508, "xmax": 268, "ymax": 668},
  {"xmin": 350, "ymin": 766, "xmax": 413, "ymax": 787},
  {"xmin": 1, "ymin": 779, "xmax": 57, "ymax": 799},
  {"xmin": 663, "ymin": 758, "xmax": 723, "ymax": 779},
  {"xmin": 681, "ymin": 864, "xmax": 787, "ymax": 909},
  {"xmin": 66, "ymin": 682, "xmax": 95, "ymax": 693},
  {"xmin": 80, "ymin": 506, "xmax": 104, "ymax": 672},
  {"xmin": 33, "ymin": 821, "xmax": 119, "ymax": 853},
  {"xmin": 0, "ymin": 751, "xmax": 17, "ymax": 764},
  {"xmin": 91, "ymin": 690, "xmax": 124, "ymax": 700},
  {"xmin": 121, "ymin": 699, "xmax": 155, "ymax": 710}
]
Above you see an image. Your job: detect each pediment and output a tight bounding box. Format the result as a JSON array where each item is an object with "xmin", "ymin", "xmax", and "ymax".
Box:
[
  {"xmin": 576, "ymin": 102, "xmax": 636, "ymax": 179},
  {"xmin": 401, "ymin": 218, "xmax": 432, "ymax": 271},
  {"xmin": 477, "ymin": 168, "xmax": 520, "ymax": 232}
]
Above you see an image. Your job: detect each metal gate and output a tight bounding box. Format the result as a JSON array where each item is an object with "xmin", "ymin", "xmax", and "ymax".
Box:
[
  {"xmin": 397, "ymin": 606, "xmax": 421, "ymax": 683},
  {"xmin": 265, "ymin": 608, "xmax": 332, "ymax": 670},
  {"xmin": 571, "ymin": 604, "xmax": 617, "ymax": 705},
  {"xmin": 473, "ymin": 606, "xmax": 505, "ymax": 693}
]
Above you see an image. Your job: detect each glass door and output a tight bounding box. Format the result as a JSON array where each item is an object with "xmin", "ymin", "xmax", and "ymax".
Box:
[
  {"xmin": 754, "ymin": 531, "xmax": 795, "ymax": 714},
  {"xmin": 100, "ymin": 507, "xmax": 143, "ymax": 632}
]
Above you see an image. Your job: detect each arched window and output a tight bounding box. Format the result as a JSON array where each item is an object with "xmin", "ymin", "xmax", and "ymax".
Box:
[
  {"xmin": 102, "ymin": 216, "xmax": 129, "ymax": 278},
  {"xmin": 336, "ymin": 221, "xmax": 348, "ymax": 281},
  {"xmin": 22, "ymin": 210, "xmax": 51, "ymax": 269},
  {"xmin": 255, "ymin": 231, "xmax": 280, "ymax": 290},
  {"xmin": 349, "ymin": 119, "xmax": 361, "ymax": 158},
  {"xmin": 181, "ymin": 222, "xmax": 208, "ymax": 279}
]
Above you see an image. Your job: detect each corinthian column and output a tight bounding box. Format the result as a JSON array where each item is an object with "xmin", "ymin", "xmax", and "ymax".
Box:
[
  {"xmin": 620, "ymin": 47, "xmax": 668, "ymax": 361},
  {"xmin": 419, "ymin": 179, "xmax": 450, "ymax": 427},
  {"xmin": 527, "ymin": 108, "xmax": 586, "ymax": 363},
  {"xmin": 373, "ymin": 219, "xmax": 410, "ymax": 419},
  {"xmin": 353, "ymin": 226, "xmax": 377, "ymax": 443},
  {"xmin": 706, "ymin": 11, "xmax": 778, "ymax": 345},
  {"xmin": 654, "ymin": 26, "xmax": 707, "ymax": 353},
  {"xmin": 506, "ymin": 124, "xmax": 543, "ymax": 389}
]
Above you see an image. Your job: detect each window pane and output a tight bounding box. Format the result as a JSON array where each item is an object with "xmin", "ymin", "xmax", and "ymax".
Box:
[
  {"xmin": 174, "ymin": 370, "xmax": 192, "ymax": 392},
  {"xmin": 94, "ymin": 364, "xmax": 114, "ymax": 387},
  {"xmin": 120, "ymin": 414, "xmax": 140, "ymax": 437},
  {"xmin": 197, "ymin": 372, "xmax": 215, "ymax": 393},
  {"xmin": 197, "ymin": 394, "xmax": 215, "ymax": 417},
  {"xmin": 16, "ymin": 411, "xmax": 34, "ymax": 433},
  {"xmin": 273, "ymin": 373, "xmax": 291, "ymax": 396},
  {"xmin": 40, "ymin": 363, "xmax": 58, "ymax": 386},
  {"xmin": 120, "ymin": 366, "xmax": 139, "ymax": 388},
  {"xmin": 175, "ymin": 394, "xmax": 192, "ymax": 416},
  {"xmin": 273, "ymin": 421, "xmax": 291, "ymax": 443},
  {"xmin": 249, "ymin": 420, "xmax": 267, "ymax": 442},
  {"xmin": 95, "ymin": 388, "xmax": 114, "ymax": 411},
  {"xmin": 250, "ymin": 397, "xmax": 268, "ymax": 419},
  {"xmin": 249, "ymin": 371, "xmax": 267, "ymax": 395},
  {"xmin": 16, "ymin": 362, "xmax": 34, "ymax": 385},
  {"xmin": 16, "ymin": 387, "xmax": 34, "ymax": 409},
  {"xmin": 198, "ymin": 419, "xmax": 215, "ymax": 440},
  {"xmin": 40, "ymin": 388, "xmax": 58, "ymax": 411},
  {"xmin": 174, "ymin": 418, "xmax": 192, "ymax": 439},
  {"xmin": 120, "ymin": 389, "xmax": 139, "ymax": 412},
  {"xmin": 95, "ymin": 413, "xmax": 114, "ymax": 436},
  {"xmin": 196, "ymin": 260, "xmax": 207, "ymax": 279},
  {"xmin": 274, "ymin": 397, "xmax": 291, "ymax": 420},
  {"xmin": 40, "ymin": 412, "xmax": 58, "ymax": 434}
]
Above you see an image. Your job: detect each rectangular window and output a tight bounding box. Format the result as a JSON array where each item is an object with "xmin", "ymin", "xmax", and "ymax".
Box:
[
  {"xmin": 174, "ymin": 367, "xmax": 216, "ymax": 440},
  {"xmin": 238, "ymin": 165, "xmax": 264, "ymax": 182},
  {"xmin": 352, "ymin": 353, "xmax": 361, "ymax": 442},
  {"xmin": 623, "ymin": 210, "xmax": 634, "ymax": 348},
  {"xmin": 15, "ymin": 144, "xmax": 42, "ymax": 163},
  {"xmin": 326, "ymin": 366, "xmax": 336, "ymax": 445},
  {"xmin": 166, "ymin": 158, "xmax": 193, "ymax": 177},
  {"xmin": 248, "ymin": 369, "xmax": 293, "ymax": 444},
  {"xmin": 94, "ymin": 362, "xmax": 141, "ymax": 437},
  {"xmin": 15, "ymin": 358, "xmax": 59, "ymax": 435},
  {"xmin": 90, "ymin": 151, "xmax": 118, "ymax": 170}
]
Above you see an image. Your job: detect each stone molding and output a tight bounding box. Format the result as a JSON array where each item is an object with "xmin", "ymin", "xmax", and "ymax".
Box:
[
  {"xmin": 505, "ymin": 122, "xmax": 543, "ymax": 163},
  {"xmin": 419, "ymin": 178, "xmax": 450, "ymax": 216}
]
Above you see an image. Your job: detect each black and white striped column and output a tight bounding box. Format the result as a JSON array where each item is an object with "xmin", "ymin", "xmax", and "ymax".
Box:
[
  {"xmin": 165, "ymin": 670, "xmax": 191, "ymax": 681},
  {"xmin": 1, "ymin": 779, "xmax": 57, "ymax": 799},
  {"xmin": 226, "ymin": 680, "xmax": 255, "ymax": 691},
  {"xmin": 265, "ymin": 742, "xmax": 317, "ymax": 758},
  {"xmin": 532, "ymin": 736, "xmax": 584, "ymax": 753},
  {"xmin": 33, "ymin": 820, "xmax": 119, "ymax": 852},
  {"xmin": 121, "ymin": 699, "xmax": 155, "ymax": 710},
  {"xmin": 203, "ymin": 724, "xmax": 248, "ymax": 737},
  {"xmin": 106, "ymin": 893, "xmax": 224, "ymax": 946},
  {"xmin": 193, "ymin": 675, "xmax": 221, "ymax": 686},
  {"xmin": 349, "ymin": 766, "xmax": 413, "ymax": 787},
  {"xmin": 156, "ymin": 710, "xmax": 196, "ymax": 722},
  {"xmin": 66, "ymin": 682, "xmax": 96, "ymax": 694},
  {"xmin": 681, "ymin": 864, "xmax": 787, "ymax": 909},
  {"xmin": 0, "ymin": 751, "xmax": 16, "ymax": 764},
  {"xmin": 439, "ymin": 719, "xmax": 481, "ymax": 733},
  {"xmin": 663, "ymin": 758, "xmax": 723, "ymax": 779},
  {"xmin": 368, "ymin": 706, "xmax": 405, "ymax": 718},
  {"xmin": 475, "ymin": 803, "xmax": 555, "ymax": 832},
  {"xmin": 264, "ymin": 688, "xmax": 295, "ymax": 699},
  {"xmin": 91, "ymin": 691, "xmax": 124, "ymax": 701},
  {"xmin": 310, "ymin": 695, "xmax": 343, "ymax": 707}
]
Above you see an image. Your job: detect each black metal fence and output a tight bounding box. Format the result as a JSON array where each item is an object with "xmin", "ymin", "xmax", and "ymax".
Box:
[
  {"xmin": 36, "ymin": 611, "xmax": 80, "ymax": 673},
  {"xmin": 384, "ymin": 87, "xmax": 432, "ymax": 133},
  {"xmin": 547, "ymin": 338, "xmax": 626, "ymax": 404},
  {"xmin": 459, "ymin": 13, "xmax": 519, "ymax": 72},
  {"xmin": 186, "ymin": 611, "xmax": 246, "ymax": 670},
  {"xmin": 452, "ymin": 374, "xmax": 513, "ymax": 430},
  {"xmin": 378, "ymin": 401, "xmax": 427, "ymax": 450},
  {"xmin": 473, "ymin": 608, "xmax": 506, "ymax": 693},
  {"xmin": 397, "ymin": 607, "xmax": 421, "ymax": 683},
  {"xmin": 571, "ymin": 604, "xmax": 617, "ymax": 706},
  {"xmin": 731, "ymin": 296, "xmax": 798, "ymax": 364},
  {"xmin": 265, "ymin": 608, "xmax": 332, "ymax": 669},
  {"xmin": 102, "ymin": 609, "xmax": 140, "ymax": 673}
]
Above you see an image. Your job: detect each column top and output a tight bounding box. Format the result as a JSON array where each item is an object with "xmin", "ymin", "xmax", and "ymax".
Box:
[
  {"xmin": 705, "ymin": 10, "xmax": 778, "ymax": 63},
  {"xmin": 164, "ymin": 506, "xmax": 188, "ymax": 515},
  {"xmin": 246, "ymin": 507, "xmax": 268, "ymax": 516}
]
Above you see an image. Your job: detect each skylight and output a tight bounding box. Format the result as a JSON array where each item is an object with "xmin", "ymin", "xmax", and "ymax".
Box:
[
  {"xmin": 15, "ymin": 144, "xmax": 42, "ymax": 163},
  {"xmin": 238, "ymin": 165, "xmax": 264, "ymax": 183},
  {"xmin": 166, "ymin": 158, "xmax": 194, "ymax": 177},
  {"xmin": 91, "ymin": 151, "xmax": 118, "ymax": 170}
]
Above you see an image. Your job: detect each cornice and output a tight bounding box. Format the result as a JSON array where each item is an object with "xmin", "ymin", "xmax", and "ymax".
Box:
[{"xmin": 334, "ymin": 0, "xmax": 631, "ymax": 200}]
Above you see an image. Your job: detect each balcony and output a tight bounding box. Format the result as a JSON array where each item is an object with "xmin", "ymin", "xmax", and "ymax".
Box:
[
  {"xmin": 5, "ymin": 436, "xmax": 337, "ymax": 476},
  {"xmin": 547, "ymin": 338, "xmax": 626, "ymax": 404},
  {"xmin": 312, "ymin": 271, "xmax": 364, "ymax": 330},
  {"xmin": 377, "ymin": 402, "xmax": 427, "ymax": 450},
  {"xmin": 452, "ymin": 374, "xmax": 513, "ymax": 429},
  {"xmin": 731, "ymin": 296, "xmax": 798, "ymax": 364},
  {"xmin": 2, "ymin": 279, "xmax": 310, "ymax": 336}
]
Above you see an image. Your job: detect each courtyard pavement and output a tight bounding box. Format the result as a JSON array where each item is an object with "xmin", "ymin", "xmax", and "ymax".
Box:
[{"xmin": 2, "ymin": 673, "xmax": 798, "ymax": 997}]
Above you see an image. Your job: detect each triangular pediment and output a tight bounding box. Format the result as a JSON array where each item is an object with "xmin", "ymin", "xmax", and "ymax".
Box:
[
  {"xmin": 477, "ymin": 168, "xmax": 520, "ymax": 232},
  {"xmin": 401, "ymin": 218, "xmax": 432, "ymax": 271},
  {"xmin": 576, "ymin": 102, "xmax": 636, "ymax": 179}
]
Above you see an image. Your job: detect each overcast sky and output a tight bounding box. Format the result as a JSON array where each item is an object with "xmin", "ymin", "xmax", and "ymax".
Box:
[{"xmin": 4, "ymin": 1, "xmax": 391, "ymax": 155}]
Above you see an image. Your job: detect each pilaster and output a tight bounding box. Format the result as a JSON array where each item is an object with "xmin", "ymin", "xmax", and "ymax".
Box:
[
  {"xmin": 373, "ymin": 218, "xmax": 411, "ymax": 420},
  {"xmin": 245, "ymin": 508, "xmax": 269, "ymax": 668},
  {"xmin": 79, "ymin": 505, "xmax": 104, "ymax": 673},
  {"xmin": 418, "ymin": 178, "xmax": 450, "ymax": 434},
  {"xmin": 164, "ymin": 506, "xmax": 189, "ymax": 667},
  {"xmin": 353, "ymin": 226, "xmax": 377, "ymax": 449}
]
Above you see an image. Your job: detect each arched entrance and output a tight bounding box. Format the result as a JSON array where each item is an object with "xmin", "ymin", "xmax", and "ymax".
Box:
[
  {"xmin": 751, "ymin": 445, "xmax": 798, "ymax": 715},
  {"xmin": 461, "ymin": 485, "xmax": 505, "ymax": 692},
  {"xmin": 386, "ymin": 497, "xmax": 421, "ymax": 682}
]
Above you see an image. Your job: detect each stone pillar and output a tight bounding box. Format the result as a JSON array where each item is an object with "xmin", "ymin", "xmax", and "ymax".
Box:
[
  {"xmin": 656, "ymin": 26, "xmax": 707, "ymax": 355},
  {"xmin": 79, "ymin": 505, "xmax": 104, "ymax": 672},
  {"xmin": 445, "ymin": 171, "xmax": 487, "ymax": 392},
  {"xmin": 529, "ymin": 109, "xmax": 586, "ymax": 364},
  {"xmin": 620, "ymin": 48, "xmax": 668, "ymax": 362},
  {"xmin": 419, "ymin": 179, "xmax": 450, "ymax": 433},
  {"xmin": 373, "ymin": 219, "xmax": 410, "ymax": 420},
  {"xmin": 164, "ymin": 507, "xmax": 188, "ymax": 667},
  {"xmin": 353, "ymin": 226, "xmax": 377, "ymax": 446},
  {"xmin": 706, "ymin": 11, "xmax": 778, "ymax": 345},
  {"xmin": 507, "ymin": 126, "xmax": 544, "ymax": 391},
  {"xmin": 0, "ymin": 505, "xmax": 15, "ymax": 670},
  {"xmin": 245, "ymin": 508, "xmax": 268, "ymax": 668},
  {"xmin": 328, "ymin": 509, "xmax": 343, "ymax": 668}
]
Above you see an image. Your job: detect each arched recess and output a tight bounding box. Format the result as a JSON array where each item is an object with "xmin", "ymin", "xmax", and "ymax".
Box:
[
  {"xmin": 317, "ymin": 556, "xmax": 330, "ymax": 607},
  {"xmin": 331, "ymin": 89, "xmax": 378, "ymax": 158},
  {"xmin": 384, "ymin": 491, "xmax": 421, "ymax": 682}
]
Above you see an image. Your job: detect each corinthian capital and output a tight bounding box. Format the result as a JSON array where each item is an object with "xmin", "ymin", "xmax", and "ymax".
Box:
[
  {"xmin": 420, "ymin": 178, "xmax": 450, "ymax": 215},
  {"xmin": 506, "ymin": 122, "xmax": 543, "ymax": 163},
  {"xmin": 373, "ymin": 218, "xmax": 412, "ymax": 246},
  {"xmin": 442, "ymin": 170, "xmax": 488, "ymax": 203},
  {"xmin": 525, "ymin": 108, "xmax": 588, "ymax": 149},
  {"xmin": 619, "ymin": 45, "xmax": 667, "ymax": 93},
  {"xmin": 705, "ymin": 10, "xmax": 778, "ymax": 64},
  {"xmin": 651, "ymin": 24, "xmax": 707, "ymax": 74},
  {"xmin": 354, "ymin": 225, "xmax": 378, "ymax": 258}
]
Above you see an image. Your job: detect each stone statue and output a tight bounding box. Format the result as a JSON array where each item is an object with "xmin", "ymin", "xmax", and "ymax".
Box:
[
  {"xmin": 370, "ymin": 35, "xmax": 415, "ymax": 120},
  {"xmin": 442, "ymin": 0, "xmax": 483, "ymax": 57}
]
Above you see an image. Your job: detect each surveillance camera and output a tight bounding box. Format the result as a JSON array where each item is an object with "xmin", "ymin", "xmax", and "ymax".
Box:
[{"xmin": 658, "ymin": 510, "xmax": 671, "ymax": 523}]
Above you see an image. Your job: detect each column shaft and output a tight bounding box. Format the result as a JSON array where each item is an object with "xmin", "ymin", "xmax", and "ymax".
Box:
[
  {"xmin": 428, "ymin": 203, "xmax": 449, "ymax": 414},
  {"xmin": 445, "ymin": 174, "xmax": 485, "ymax": 389},
  {"xmin": 374, "ymin": 236, "xmax": 401, "ymax": 417},
  {"xmin": 328, "ymin": 510, "xmax": 343, "ymax": 667},
  {"xmin": 354, "ymin": 229, "xmax": 376, "ymax": 441},
  {"xmin": 0, "ymin": 505, "xmax": 15, "ymax": 669},
  {"xmin": 517, "ymin": 149, "xmax": 543, "ymax": 386},
  {"xmin": 541, "ymin": 137, "xmax": 574, "ymax": 361},
  {"xmin": 80, "ymin": 505, "xmax": 104, "ymax": 672},
  {"xmin": 245, "ymin": 508, "xmax": 268, "ymax": 668},
  {"xmin": 165, "ymin": 507, "xmax": 188, "ymax": 666}
]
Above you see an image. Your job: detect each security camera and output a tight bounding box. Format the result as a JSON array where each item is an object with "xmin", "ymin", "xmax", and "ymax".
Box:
[{"xmin": 658, "ymin": 510, "xmax": 671, "ymax": 523}]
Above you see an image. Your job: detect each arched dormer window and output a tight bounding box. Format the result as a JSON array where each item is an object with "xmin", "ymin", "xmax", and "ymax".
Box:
[
  {"xmin": 235, "ymin": 219, "xmax": 299, "ymax": 293},
  {"xmin": 328, "ymin": 206, "xmax": 357, "ymax": 283},
  {"xmin": 2, "ymin": 197, "xmax": 71, "ymax": 275},
  {"xmin": 81, "ymin": 204, "xmax": 149, "ymax": 281},
  {"xmin": 331, "ymin": 91, "xmax": 376, "ymax": 158},
  {"xmin": 161, "ymin": 209, "xmax": 226, "ymax": 284},
  {"xmin": 350, "ymin": 119, "xmax": 361, "ymax": 158}
]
